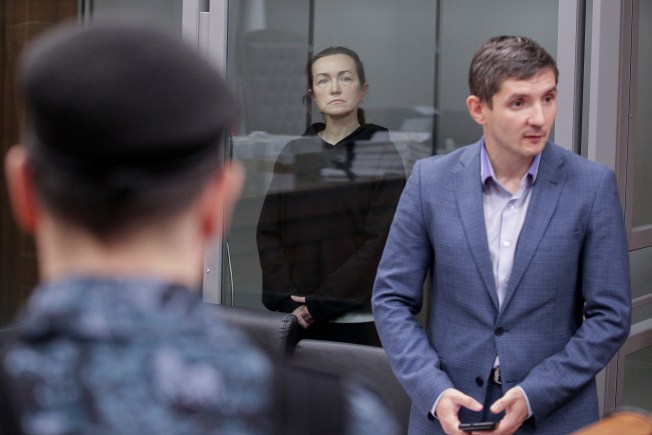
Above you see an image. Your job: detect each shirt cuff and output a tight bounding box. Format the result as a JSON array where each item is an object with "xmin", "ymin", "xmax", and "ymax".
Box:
[{"xmin": 516, "ymin": 386, "xmax": 533, "ymax": 418}]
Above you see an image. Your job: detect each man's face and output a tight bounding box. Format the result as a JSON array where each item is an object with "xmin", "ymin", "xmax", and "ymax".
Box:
[{"xmin": 480, "ymin": 69, "xmax": 557, "ymax": 162}]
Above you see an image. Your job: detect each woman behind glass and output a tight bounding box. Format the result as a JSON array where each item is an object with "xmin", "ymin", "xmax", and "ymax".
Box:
[{"xmin": 256, "ymin": 47, "xmax": 406, "ymax": 346}]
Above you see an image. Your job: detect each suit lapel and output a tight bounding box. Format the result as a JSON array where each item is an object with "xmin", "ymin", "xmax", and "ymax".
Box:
[
  {"xmin": 501, "ymin": 143, "xmax": 566, "ymax": 311},
  {"xmin": 454, "ymin": 142, "xmax": 499, "ymax": 310}
]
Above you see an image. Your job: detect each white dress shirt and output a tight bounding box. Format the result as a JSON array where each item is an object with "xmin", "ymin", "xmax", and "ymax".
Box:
[{"xmin": 431, "ymin": 142, "xmax": 539, "ymax": 418}]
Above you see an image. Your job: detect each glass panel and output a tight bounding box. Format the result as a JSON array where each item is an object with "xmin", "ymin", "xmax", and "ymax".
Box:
[
  {"xmin": 225, "ymin": 0, "xmax": 435, "ymax": 345},
  {"xmin": 631, "ymin": 0, "xmax": 652, "ymax": 231},
  {"xmin": 224, "ymin": 0, "xmax": 313, "ymax": 310},
  {"xmin": 623, "ymin": 344, "xmax": 652, "ymax": 412}
]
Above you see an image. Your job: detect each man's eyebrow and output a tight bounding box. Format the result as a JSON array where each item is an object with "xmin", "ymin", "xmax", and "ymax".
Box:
[
  {"xmin": 507, "ymin": 93, "xmax": 528, "ymax": 100},
  {"xmin": 507, "ymin": 87, "xmax": 558, "ymax": 100}
]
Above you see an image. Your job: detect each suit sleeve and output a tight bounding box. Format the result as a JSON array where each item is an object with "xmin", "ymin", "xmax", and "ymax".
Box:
[
  {"xmin": 519, "ymin": 168, "xmax": 631, "ymax": 421},
  {"xmin": 372, "ymin": 159, "xmax": 454, "ymax": 416}
]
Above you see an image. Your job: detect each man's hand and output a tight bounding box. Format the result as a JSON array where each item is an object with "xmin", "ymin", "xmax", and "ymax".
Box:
[
  {"xmin": 435, "ymin": 388, "xmax": 483, "ymax": 435},
  {"xmin": 291, "ymin": 295, "xmax": 313, "ymax": 329},
  {"xmin": 485, "ymin": 387, "xmax": 529, "ymax": 435}
]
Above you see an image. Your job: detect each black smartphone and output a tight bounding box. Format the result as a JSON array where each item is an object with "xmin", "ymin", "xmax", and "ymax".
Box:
[{"xmin": 459, "ymin": 421, "xmax": 497, "ymax": 432}]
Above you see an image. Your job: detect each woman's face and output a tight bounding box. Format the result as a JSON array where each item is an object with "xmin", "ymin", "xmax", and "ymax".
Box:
[{"xmin": 309, "ymin": 54, "xmax": 368, "ymax": 120}]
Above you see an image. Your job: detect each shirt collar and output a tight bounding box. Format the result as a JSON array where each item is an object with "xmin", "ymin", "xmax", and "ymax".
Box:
[{"xmin": 480, "ymin": 139, "xmax": 541, "ymax": 185}]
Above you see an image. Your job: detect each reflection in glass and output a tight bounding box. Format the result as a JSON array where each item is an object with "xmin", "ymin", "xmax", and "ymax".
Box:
[{"xmin": 256, "ymin": 47, "xmax": 406, "ymax": 346}]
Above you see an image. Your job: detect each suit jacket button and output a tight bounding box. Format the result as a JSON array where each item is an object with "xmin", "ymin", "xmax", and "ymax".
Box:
[
  {"xmin": 475, "ymin": 376, "xmax": 484, "ymax": 387},
  {"xmin": 495, "ymin": 327, "xmax": 505, "ymax": 336}
]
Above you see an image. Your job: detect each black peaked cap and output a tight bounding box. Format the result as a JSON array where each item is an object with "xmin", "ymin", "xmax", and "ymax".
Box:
[{"xmin": 21, "ymin": 18, "xmax": 238, "ymax": 172}]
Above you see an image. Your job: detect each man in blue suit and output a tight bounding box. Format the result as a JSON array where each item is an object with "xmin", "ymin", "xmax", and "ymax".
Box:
[{"xmin": 372, "ymin": 36, "xmax": 631, "ymax": 434}]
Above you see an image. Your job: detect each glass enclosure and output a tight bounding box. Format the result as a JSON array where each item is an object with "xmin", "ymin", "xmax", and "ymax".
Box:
[
  {"xmin": 224, "ymin": 0, "xmax": 559, "ymax": 315},
  {"xmin": 224, "ymin": 0, "xmax": 438, "ymax": 312}
]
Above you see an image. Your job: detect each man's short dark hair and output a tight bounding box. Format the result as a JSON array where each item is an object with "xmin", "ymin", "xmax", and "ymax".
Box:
[
  {"xmin": 20, "ymin": 18, "xmax": 238, "ymax": 240},
  {"xmin": 468, "ymin": 35, "xmax": 558, "ymax": 107}
]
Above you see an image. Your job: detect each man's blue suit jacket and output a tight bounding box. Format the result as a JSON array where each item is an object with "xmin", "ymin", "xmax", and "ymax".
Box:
[{"xmin": 372, "ymin": 140, "xmax": 631, "ymax": 434}]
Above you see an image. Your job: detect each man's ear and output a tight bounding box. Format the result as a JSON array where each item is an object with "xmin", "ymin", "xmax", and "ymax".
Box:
[
  {"xmin": 466, "ymin": 95, "xmax": 487, "ymax": 126},
  {"xmin": 197, "ymin": 161, "xmax": 245, "ymax": 241},
  {"xmin": 4, "ymin": 145, "xmax": 39, "ymax": 234}
]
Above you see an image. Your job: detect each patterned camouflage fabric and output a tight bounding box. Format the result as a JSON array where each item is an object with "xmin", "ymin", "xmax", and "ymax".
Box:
[{"xmin": 1, "ymin": 277, "xmax": 396, "ymax": 435}]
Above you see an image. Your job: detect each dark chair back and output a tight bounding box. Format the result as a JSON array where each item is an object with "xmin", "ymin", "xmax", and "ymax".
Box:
[
  {"xmin": 292, "ymin": 339, "xmax": 411, "ymax": 434},
  {"xmin": 214, "ymin": 305, "xmax": 299, "ymax": 357}
]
